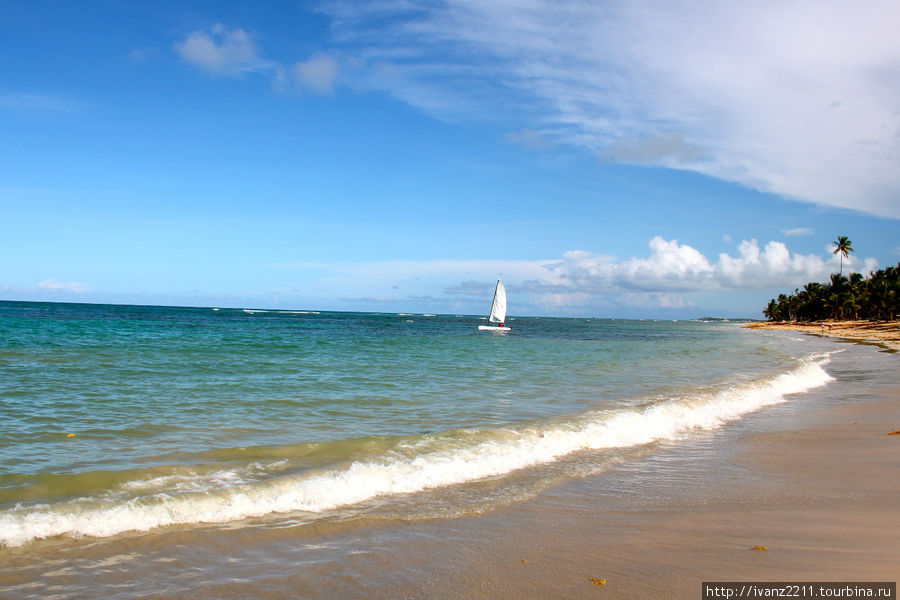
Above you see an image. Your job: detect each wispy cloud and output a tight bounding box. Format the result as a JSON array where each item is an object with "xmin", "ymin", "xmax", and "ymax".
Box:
[
  {"xmin": 37, "ymin": 278, "xmax": 90, "ymax": 294},
  {"xmin": 320, "ymin": 0, "xmax": 900, "ymax": 218},
  {"xmin": 293, "ymin": 52, "xmax": 339, "ymax": 94},
  {"xmin": 504, "ymin": 128, "xmax": 554, "ymax": 150},
  {"xmin": 174, "ymin": 25, "xmax": 338, "ymax": 95},
  {"xmin": 600, "ymin": 132, "xmax": 704, "ymax": 166},
  {"xmin": 174, "ymin": 24, "xmax": 266, "ymax": 76},
  {"xmin": 0, "ymin": 91, "xmax": 81, "ymax": 112},
  {"xmin": 782, "ymin": 227, "xmax": 813, "ymax": 236}
]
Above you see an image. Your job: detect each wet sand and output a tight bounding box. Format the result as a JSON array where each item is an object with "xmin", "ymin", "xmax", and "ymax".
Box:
[
  {"xmin": 487, "ymin": 395, "xmax": 900, "ymax": 598},
  {"xmin": 745, "ymin": 320, "xmax": 900, "ymax": 350},
  {"xmin": 348, "ymin": 387, "xmax": 900, "ymax": 599}
]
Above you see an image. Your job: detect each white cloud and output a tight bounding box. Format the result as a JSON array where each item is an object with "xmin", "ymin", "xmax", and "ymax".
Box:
[
  {"xmin": 600, "ymin": 132, "xmax": 703, "ymax": 166},
  {"xmin": 716, "ymin": 240, "xmax": 829, "ymax": 288},
  {"xmin": 554, "ymin": 236, "xmax": 877, "ymax": 293},
  {"xmin": 618, "ymin": 237, "xmax": 715, "ymax": 290},
  {"xmin": 174, "ymin": 26, "xmax": 340, "ymax": 96},
  {"xmin": 174, "ymin": 24, "xmax": 265, "ymax": 76},
  {"xmin": 321, "ymin": 0, "xmax": 900, "ymax": 218},
  {"xmin": 293, "ymin": 52, "xmax": 338, "ymax": 94},
  {"xmin": 782, "ymin": 227, "xmax": 813, "ymax": 236},
  {"xmin": 37, "ymin": 278, "xmax": 90, "ymax": 294},
  {"xmin": 275, "ymin": 236, "xmax": 878, "ymax": 314}
]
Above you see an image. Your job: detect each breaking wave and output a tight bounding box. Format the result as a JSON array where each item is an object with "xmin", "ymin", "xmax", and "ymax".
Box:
[{"xmin": 0, "ymin": 354, "xmax": 833, "ymax": 548}]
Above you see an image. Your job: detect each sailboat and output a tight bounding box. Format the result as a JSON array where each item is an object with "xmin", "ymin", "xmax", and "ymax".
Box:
[{"xmin": 477, "ymin": 279, "xmax": 511, "ymax": 331}]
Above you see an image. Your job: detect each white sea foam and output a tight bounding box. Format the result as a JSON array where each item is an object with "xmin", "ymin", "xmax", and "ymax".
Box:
[
  {"xmin": 0, "ymin": 354, "xmax": 833, "ymax": 547},
  {"xmin": 119, "ymin": 468, "xmax": 252, "ymax": 493}
]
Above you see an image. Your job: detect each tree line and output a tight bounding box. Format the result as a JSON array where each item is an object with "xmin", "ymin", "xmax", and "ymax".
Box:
[
  {"xmin": 763, "ymin": 236, "xmax": 898, "ymax": 322},
  {"xmin": 763, "ymin": 263, "xmax": 900, "ymax": 322}
]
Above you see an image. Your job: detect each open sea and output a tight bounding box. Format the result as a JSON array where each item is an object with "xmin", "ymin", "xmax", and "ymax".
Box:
[{"xmin": 0, "ymin": 300, "xmax": 868, "ymax": 598}]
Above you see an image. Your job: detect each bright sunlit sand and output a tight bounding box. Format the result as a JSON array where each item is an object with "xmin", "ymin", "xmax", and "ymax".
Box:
[{"xmin": 746, "ymin": 320, "xmax": 900, "ymax": 350}]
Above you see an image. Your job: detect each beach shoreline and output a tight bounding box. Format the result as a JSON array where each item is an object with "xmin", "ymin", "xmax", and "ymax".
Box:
[
  {"xmin": 379, "ymin": 367, "xmax": 900, "ymax": 599},
  {"xmin": 295, "ymin": 339, "xmax": 900, "ymax": 599},
  {"xmin": 2, "ymin": 330, "xmax": 898, "ymax": 599},
  {"xmin": 744, "ymin": 319, "xmax": 900, "ymax": 350}
]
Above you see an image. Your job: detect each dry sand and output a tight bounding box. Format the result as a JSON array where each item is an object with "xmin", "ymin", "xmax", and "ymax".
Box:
[{"xmin": 745, "ymin": 320, "xmax": 900, "ymax": 350}]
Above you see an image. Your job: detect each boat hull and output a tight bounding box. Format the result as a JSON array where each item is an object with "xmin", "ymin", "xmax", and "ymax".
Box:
[{"xmin": 477, "ymin": 325, "xmax": 511, "ymax": 331}]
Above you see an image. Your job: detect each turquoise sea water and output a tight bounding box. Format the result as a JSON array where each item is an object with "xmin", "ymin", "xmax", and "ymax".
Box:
[{"xmin": 0, "ymin": 301, "xmax": 834, "ymax": 549}]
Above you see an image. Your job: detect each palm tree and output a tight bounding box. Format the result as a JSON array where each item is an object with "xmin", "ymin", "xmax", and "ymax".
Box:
[
  {"xmin": 762, "ymin": 261, "xmax": 900, "ymax": 322},
  {"xmin": 832, "ymin": 236, "xmax": 854, "ymax": 275}
]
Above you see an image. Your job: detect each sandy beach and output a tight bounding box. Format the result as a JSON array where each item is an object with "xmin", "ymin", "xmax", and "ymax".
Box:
[
  {"xmin": 745, "ymin": 320, "xmax": 900, "ymax": 350},
  {"xmin": 479, "ymin": 392, "xmax": 900, "ymax": 598},
  {"xmin": 337, "ymin": 374, "xmax": 900, "ymax": 599}
]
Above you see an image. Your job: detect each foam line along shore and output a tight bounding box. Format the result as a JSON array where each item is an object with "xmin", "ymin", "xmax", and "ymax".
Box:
[{"xmin": 0, "ymin": 301, "xmax": 870, "ymax": 599}]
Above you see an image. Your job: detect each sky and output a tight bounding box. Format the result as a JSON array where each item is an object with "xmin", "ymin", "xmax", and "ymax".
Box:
[{"xmin": 2, "ymin": 0, "xmax": 899, "ymax": 318}]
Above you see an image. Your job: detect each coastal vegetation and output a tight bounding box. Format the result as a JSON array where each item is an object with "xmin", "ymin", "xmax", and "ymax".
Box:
[{"xmin": 763, "ymin": 262, "xmax": 900, "ymax": 322}]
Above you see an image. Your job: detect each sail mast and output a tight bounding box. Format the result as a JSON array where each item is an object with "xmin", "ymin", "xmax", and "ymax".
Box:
[
  {"xmin": 489, "ymin": 280, "xmax": 499, "ymax": 323},
  {"xmin": 488, "ymin": 279, "xmax": 506, "ymax": 324},
  {"xmin": 478, "ymin": 278, "xmax": 511, "ymax": 331}
]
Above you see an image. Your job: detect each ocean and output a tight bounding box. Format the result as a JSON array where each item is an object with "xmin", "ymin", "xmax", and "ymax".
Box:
[{"xmin": 0, "ymin": 300, "xmax": 863, "ymax": 597}]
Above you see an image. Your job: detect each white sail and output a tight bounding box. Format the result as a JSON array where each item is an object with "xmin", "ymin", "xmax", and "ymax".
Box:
[{"xmin": 488, "ymin": 280, "xmax": 507, "ymax": 323}]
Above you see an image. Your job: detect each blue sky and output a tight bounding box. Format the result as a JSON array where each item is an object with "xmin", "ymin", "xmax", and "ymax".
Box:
[{"xmin": 2, "ymin": 0, "xmax": 899, "ymax": 318}]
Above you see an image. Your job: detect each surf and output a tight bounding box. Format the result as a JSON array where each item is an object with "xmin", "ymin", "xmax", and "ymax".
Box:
[{"xmin": 0, "ymin": 353, "xmax": 834, "ymax": 548}]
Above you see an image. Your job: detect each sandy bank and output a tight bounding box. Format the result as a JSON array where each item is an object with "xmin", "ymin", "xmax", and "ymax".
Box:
[{"xmin": 744, "ymin": 320, "xmax": 900, "ymax": 350}]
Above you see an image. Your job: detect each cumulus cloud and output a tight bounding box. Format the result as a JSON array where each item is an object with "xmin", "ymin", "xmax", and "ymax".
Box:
[
  {"xmin": 174, "ymin": 24, "xmax": 265, "ymax": 76},
  {"xmin": 275, "ymin": 236, "xmax": 878, "ymax": 314},
  {"xmin": 717, "ymin": 240, "xmax": 833, "ymax": 288},
  {"xmin": 618, "ymin": 238, "xmax": 715, "ymax": 290},
  {"xmin": 549, "ymin": 236, "xmax": 876, "ymax": 293},
  {"xmin": 321, "ymin": 0, "xmax": 900, "ymax": 218},
  {"xmin": 533, "ymin": 237, "xmax": 878, "ymax": 312}
]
